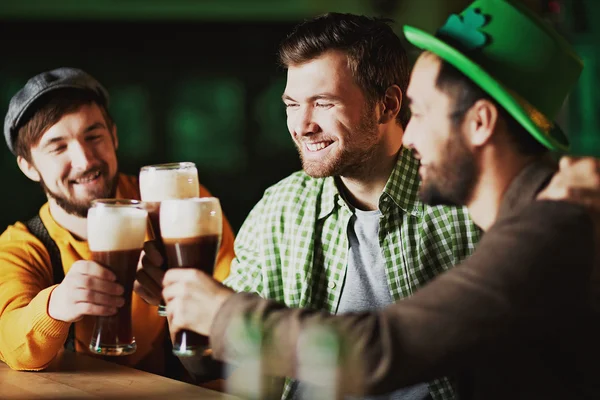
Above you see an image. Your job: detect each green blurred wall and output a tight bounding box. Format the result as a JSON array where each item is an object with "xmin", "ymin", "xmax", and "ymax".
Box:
[
  {"xmin": 564, "ymin": 0, "xmax": 600, "ymax": 156},
  {"xmin": 0, "ymin": 0, "xmax": 597, "ymax": 233}
]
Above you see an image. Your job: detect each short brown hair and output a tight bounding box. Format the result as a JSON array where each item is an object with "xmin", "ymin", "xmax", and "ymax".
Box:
[
  {"xmin": 434, "ymin": 56, "xmax": 547, "ymax": 156},
  {"xmin": 278, "ymin": 12, "xmax": 411, "ymax": 128},
  {"xmin": 14, "ymin": 88, "xmax": 114, "ymax": 161}
]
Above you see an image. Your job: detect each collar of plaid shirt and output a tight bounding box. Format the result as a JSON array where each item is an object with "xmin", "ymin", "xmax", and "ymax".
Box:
[{"xmin": 317, "ymin": 147, "xmax": 423, "ymax": 220}]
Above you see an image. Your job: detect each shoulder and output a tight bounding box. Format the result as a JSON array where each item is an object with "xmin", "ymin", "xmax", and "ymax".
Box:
[
  {"xmin": 416, "ymin": 204, "xmax": 480, "ymax": 261},
  {"xmin": 242, "ymin": 170, "xmax": 324, "ymax": 226},
  {"xmin": 117, "ymin": 174, "xmax": 141, "ymax": 200},
  {"xmin": 467, "ymin": 200, "xmax": 593, "ymax": 292},
  {"xmin": 1, "ymin": 206, "xmax": 49, "ymax": 246},
  {"xmin": 198, "ymin": 183, "xmax": 225, "ymax": 199},
  {"xmin": 422, "ymin": 204, "xmax": 472, "ymax": 222},
  {"xmin": 420, "ymin": 204, "xmax": 478, "ymax": 236},
  {"xmin": 495, "ymin": 200, "xmax": 592, "ymax": 239},
  {"xmin": 0, "ymin": 221, "xmax": 33, "ymax": 243},
  {"xmin": 261, "ymin": 170, "xmax": 323, "ymax": 203},
  {"xmin": 0, "ymin": 219, "xmax": 51, "ymax": 272},
  {"xmin": 476, "ymin": 200, "xmax": 593, "ymax": 274},
  {"xmin": 199, "ymin": 184, "xmax": 213, "ymax": 198}
]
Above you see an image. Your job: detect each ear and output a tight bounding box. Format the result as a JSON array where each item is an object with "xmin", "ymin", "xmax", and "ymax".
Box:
[
  {"xmin": 111, "ymin": 124, "xmax": 119, "ymax": 150},
  {"xmin": 463, "ymin": 99, "xmax": 498, "ymax": 148},
  {"xmin": 379, "ymin": 85, "xmax": 402, "ymax": 124},
  {"xmin": 17, "ymin": 155, "xmax": 41, "ymax": 182}
]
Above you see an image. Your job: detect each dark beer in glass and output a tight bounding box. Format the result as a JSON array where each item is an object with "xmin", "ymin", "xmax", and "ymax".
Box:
[
  {"xmin": 139, "ymin": 162, "xmax": 199, "ymax": 316},
  {"xmin": 160, "ymin": 197, "xmax": 222, "ymax": 356},
  {"xmin": 87, "ymin": 199, "xmax": 148, "ymax": 356}
]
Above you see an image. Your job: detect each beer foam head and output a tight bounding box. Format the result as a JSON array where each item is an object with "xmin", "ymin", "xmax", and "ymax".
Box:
[
  {"xmin": 160, "ymin": 198, "xmax": 222, "ymax": 239},
  {"xmin": 139, "ymin": 164, "xmax": 199, "ymax": 202},
  {"xmin": 88, "ymin": 205, "xmax": 148, "ymax": 251}
]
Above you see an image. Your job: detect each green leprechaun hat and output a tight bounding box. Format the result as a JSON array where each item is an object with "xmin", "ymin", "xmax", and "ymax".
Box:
[{"xmin": 403, "ymin": 0, "xmax": 583, "ymax": 153}]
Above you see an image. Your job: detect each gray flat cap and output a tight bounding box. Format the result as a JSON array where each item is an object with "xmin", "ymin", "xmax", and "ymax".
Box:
[{"xmin": 3, "ymin": 67, "xmax": 109, "ymax": 155}]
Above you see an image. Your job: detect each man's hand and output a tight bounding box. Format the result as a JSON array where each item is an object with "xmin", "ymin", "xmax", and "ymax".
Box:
[
  {"xmin": 163, "ymin": 269, "xmax": 234, "ymax": 337},
  {"xmin": 48, "ymin": 260, "xmax": 124, "ymax": 323},
  {"xmin": 538, "ymin": 156, "xmax": 600, "ymax": 211},
  {"xmin": 134, "ymin": 240, "xmax": 165, "ymax": 306}
]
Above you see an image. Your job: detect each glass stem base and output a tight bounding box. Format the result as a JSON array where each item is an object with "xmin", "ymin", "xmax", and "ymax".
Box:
[{"xmin": 89, "ymin": 340, "xmax": 137, "ymax": 356}]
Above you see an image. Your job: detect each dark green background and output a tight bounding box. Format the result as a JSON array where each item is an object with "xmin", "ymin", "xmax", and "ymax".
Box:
[{"xmin": 0, "ymin": 0, "xmax": 598, "ymax": 232}]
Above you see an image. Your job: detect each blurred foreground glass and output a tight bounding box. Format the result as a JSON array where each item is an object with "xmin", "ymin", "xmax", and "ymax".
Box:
[
  {"xmin": 87, "ymin": 199, "xmax": 148, "ymax": 356},
  {"xmin": 139, "ymin": 162, "xmax": 200, "ymax": 316},
  {"xmin": 160, "ymin": 197, "xmax": 222, "ymax": 356}
]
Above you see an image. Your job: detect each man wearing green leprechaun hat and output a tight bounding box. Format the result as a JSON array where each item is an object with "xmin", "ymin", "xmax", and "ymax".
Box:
[{"xmin": 160, "ymin": 1, "xmax": 600, "ymax": 398}]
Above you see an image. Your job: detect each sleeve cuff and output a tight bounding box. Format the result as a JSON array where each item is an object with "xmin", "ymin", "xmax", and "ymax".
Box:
[
  {"xmin": 209, "ymin": 292, "xmax": 261, "ymax": 361},
  {"xmin": 29, "ymin": 285, "xmax": 71, "ymax": 338}
]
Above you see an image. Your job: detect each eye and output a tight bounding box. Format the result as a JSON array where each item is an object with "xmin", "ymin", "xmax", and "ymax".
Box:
[
  {"xmin": 51, "ymin": 145, "xmax": 67, "ymax": 154},
  {"xmin": 315, "ymin": 102, "xmax": 333, "ymax": 109},
  {"xmin": 86, "ymin": 134, "xmax": 104, "ymax": 142},
  {"xmin": 284, "ymin": 103, "xmax": 299, "ymax": 109}
]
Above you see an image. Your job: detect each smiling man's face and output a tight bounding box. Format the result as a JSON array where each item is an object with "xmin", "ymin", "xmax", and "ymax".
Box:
[
  {"xmin": 282, "ymin": 50, "xmax": 382, "ymax": 178},
  {"xmin": 25, "ymin": 103, "xmax": 119, "ymax": 217}
]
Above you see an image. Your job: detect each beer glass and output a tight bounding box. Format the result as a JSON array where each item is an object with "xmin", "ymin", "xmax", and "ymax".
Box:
[
  {"xmin": 139, "ymin": 162, "xmax": 200, "ymax": 316},
  {"xmin": 88, "ymin": 199, "xmax": 148, "ymax": 356},
  {"xmin": 160, "ymin": 197, "xmax": 222, "ymax": 356}
]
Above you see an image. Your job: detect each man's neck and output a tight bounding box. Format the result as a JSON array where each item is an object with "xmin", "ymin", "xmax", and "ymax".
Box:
[
  {"xmin": 48, "ymin": 200, "xmax": 88, "ymax": 240},
  {"xmin": 466, "ymin": 149, "xmax": 537, "ymax": 231},
  {"xmin": 338, "ymin": 130, "xmax": 403, "ymax": 211}
]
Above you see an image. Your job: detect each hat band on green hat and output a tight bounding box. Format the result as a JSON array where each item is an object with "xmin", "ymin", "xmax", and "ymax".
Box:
[{"xmin": 505, "ymin": 88, "xmax": 554, "ymax": 134}]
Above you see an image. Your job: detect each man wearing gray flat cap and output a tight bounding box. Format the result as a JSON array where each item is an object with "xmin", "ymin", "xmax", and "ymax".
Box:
[{"xmin": 0, "ymin": 67, "xmax": 235, "ymax": 382}]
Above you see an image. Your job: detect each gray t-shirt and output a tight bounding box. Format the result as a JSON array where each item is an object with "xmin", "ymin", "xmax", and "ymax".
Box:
[
  {"xmin": 293, "ymin": 208, "xmax": 431, "ymax": 400},
  {"xmin": 337, "ymin": 208, "xmax": 394, "ymax": 313}
]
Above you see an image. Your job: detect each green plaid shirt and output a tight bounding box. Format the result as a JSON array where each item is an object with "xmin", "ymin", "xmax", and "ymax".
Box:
[{"xmin": 224, "ymin": 148, "xmax": 481, "ymax": 400}]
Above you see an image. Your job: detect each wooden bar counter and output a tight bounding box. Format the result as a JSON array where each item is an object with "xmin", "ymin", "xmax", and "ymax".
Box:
[{"xmin": 0, "ymin": 351, "xmax": 238, "ymax": 399}]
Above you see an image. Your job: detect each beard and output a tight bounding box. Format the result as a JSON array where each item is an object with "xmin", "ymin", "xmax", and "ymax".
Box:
[
  {"xmin": 418, "ymin": 128, "xmax": 477, "ymax": 207},
  {"xmin": 296, "ymin": 107, "xmax": 380, "ymax": 179},
  {"xmin": 40, "ymin": 165, "xmax": 118, "ymax": 218}
]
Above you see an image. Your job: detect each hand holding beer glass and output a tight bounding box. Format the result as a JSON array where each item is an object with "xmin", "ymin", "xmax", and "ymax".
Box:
[
  {"xmin": 160, "ymin": 197, "xmax": 222, "ymax": 356},
  {"xmin": 88, "ymin": 199, "xmax": 148, "ymax": 356},
  {"xmin": 139, "ymin": 162, "xmax": 200, "ymax": 316}
]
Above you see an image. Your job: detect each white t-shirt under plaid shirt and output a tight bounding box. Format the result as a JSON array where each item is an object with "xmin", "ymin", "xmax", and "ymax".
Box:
[{"xmin": 224, "ymin": 147, "xmax": 481, "ymax": 400}]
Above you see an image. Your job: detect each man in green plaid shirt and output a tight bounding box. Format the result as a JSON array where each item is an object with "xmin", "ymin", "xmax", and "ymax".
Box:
[{"xmin": 223, "ymin": 13, "xmax": 480, "ymax": 400}]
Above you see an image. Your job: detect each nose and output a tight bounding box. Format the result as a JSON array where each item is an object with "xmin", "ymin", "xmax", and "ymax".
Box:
[
  {"xmin": 68, "ymin": 141, "xmax": 95, "ymax": 172},
  {"xmin": 291, "ymin": 105, "xmax": 320, "ymax": 138}
]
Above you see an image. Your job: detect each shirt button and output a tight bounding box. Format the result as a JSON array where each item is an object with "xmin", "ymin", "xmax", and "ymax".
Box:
[{"xmin": 328, "ymin": 282, "xmax": 336, "ymax": 289}]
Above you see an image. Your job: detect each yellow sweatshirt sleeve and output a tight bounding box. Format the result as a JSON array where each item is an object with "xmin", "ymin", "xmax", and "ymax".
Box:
[
  {"xmin": 198, "ymin": 184, "xmax": 236, "ymax": 283},
  {"xmin": 214, "ymin": 213, "xmax": 236, "ymax": 282},
  {"xmin": 0, "ymin": 226, "xmax": 71, "ymax": 370}
]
